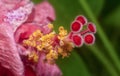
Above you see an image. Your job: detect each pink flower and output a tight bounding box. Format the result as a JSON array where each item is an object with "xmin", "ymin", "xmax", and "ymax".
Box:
[
  {"xmin": 0, "ymin": 0, "xmax": 96, "ymax": 76},
  {"xmin": 0, "ymin": 0, "xmax": 61, "ymax": 76}
]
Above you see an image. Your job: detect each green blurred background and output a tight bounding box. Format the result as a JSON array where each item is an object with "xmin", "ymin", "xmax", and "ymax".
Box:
[{"xmin": 33, "ymin": 0, "xmax": 120, "ymax": 76}]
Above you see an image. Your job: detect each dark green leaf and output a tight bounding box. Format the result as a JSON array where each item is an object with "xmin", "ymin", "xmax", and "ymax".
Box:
[
  {"xmin": 57, "ymin": 51, "xmax": 91, "ymax": 76},
  {"xmin": 32, "ymin": 0, "xmax": 42, "ymax": 3},
  {"xmin": 86, "ymin": 0, "xmax": 104, "ymax": 17},
  {"xmin": 87, "ymin": 0, "xmax": 104, "ymax": 16},
  {"xmin": 103, "ymin": 6, "xmax": 120, "ymax": 27}
]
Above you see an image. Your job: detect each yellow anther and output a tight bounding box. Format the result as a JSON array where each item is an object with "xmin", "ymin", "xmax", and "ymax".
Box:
[
  {"xmin": 36, "ymin": 45, "xmax": 42, "ymax": 51},
  {"xmin": 33, "ymin": 30, "xmax": 43, "ymax": 37},
  {"xmin": 33, "ymin": 54, "xmax": 39, "ymax": 62},
  {"xmin": 58, "ymin": 26, "xmax": 68, "ymax": 40},
  {"xmin": 28, "ymin": 51, "xmax": 39, "ymax": 62},
  {"xmin": 48, "ymin": 23, "xmax": 54, "ymax": 29},
  {"xmin": 23, "ymin": 40, "xmax": 31, "ymax": 46},
  {"xmin": 59, "ymin": 40, "xmax": 64, "ymax": 46},
  {"xmin": 31, "ymin": 41, "xmax": 36, "ymax": 47},
  {"xmin": 62, "ymin": 53, "xmax": 68, "ymax": 58},
  {"xmin": 59, "ymin": 26, "xmax": 67, "ymax": 35},
  {"xmin": 58, "ymin": 47, "xmax": 63, "ymax": 54},
  {"xmin": 23, "ymin": 40, "xmax": 36, "ymax": 47},
  {"xmin": 59, "ymin": 26, "xmax": 64, "ymax": 31},
  {"xmin": 23, "ymin": 30, "xmax": 43, "ymax": 47},
  {"xmin": 47, "ymin": 46, "xmax": 53, "ymax": 50},
  {"xmin": 46, "ymin": 50, "xmax": 58, "ymax": 60},
  {"xmin": 29, "ymin": 35, "xmax": 34, "ymax": 40}
]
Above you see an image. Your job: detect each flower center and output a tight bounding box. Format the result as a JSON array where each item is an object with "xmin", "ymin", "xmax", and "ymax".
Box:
[{"xmin": 23, "ymin": 24, "xmax": 74, "ymax": 63}]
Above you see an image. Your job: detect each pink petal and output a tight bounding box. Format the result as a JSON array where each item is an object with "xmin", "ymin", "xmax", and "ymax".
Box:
[
  {"xmin": 33, "ymin": 1, "xmax": 55, "ymax": 25},
  {"xmin": 24, "ymin": 65, "xmax": 36, "ymax": 76},
  {"xmin": 0, "ymin": 1, "xmax": 15, "ymax": 11},
  {"xmin": 36, "ymin": 53, "xmax": 62, "ymax": 76},
  {"xmin": 1, "ymin": 0, "xmax": 21, "ymax": 4},
  {"xmin": 0, "ymin": 0, "xmax": 30, "ymax": 16},
  {"xmin": 25, "ymin": 8, "xmax": 35, "ymax": 23},
  {"xmin": 0, "ymin": 23, "xmax": 24, "ymax": 76},
  {"xmin": 0, "ymin": 64, "xmax": 6, "ymax": 76},
  {"xmin": 4, "ymin": 2, "xmax": 34, "ymax": 31},
  {"xmin": 1, "ymin": 0, "xmax": 30, "ymax": 7},
  {"xmin": 0, "ymin": 2, "xmax": 14, "ymax": 24},
  {"xmin": 14, "ymin": 23, "xmax": 42, "ymax": 43},
  {"xmin": 0, "ymin": 0, "xmax": 30, "ymax": 23},
  {"xmin": 0, "ymin": 64, "xmax": 15, "ymax": 76}
]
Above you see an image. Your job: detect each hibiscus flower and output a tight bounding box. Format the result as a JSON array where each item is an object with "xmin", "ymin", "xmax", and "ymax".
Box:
[{"xmin": 0, "ymin": 0, "xmax": 96, "ymax": 76}]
